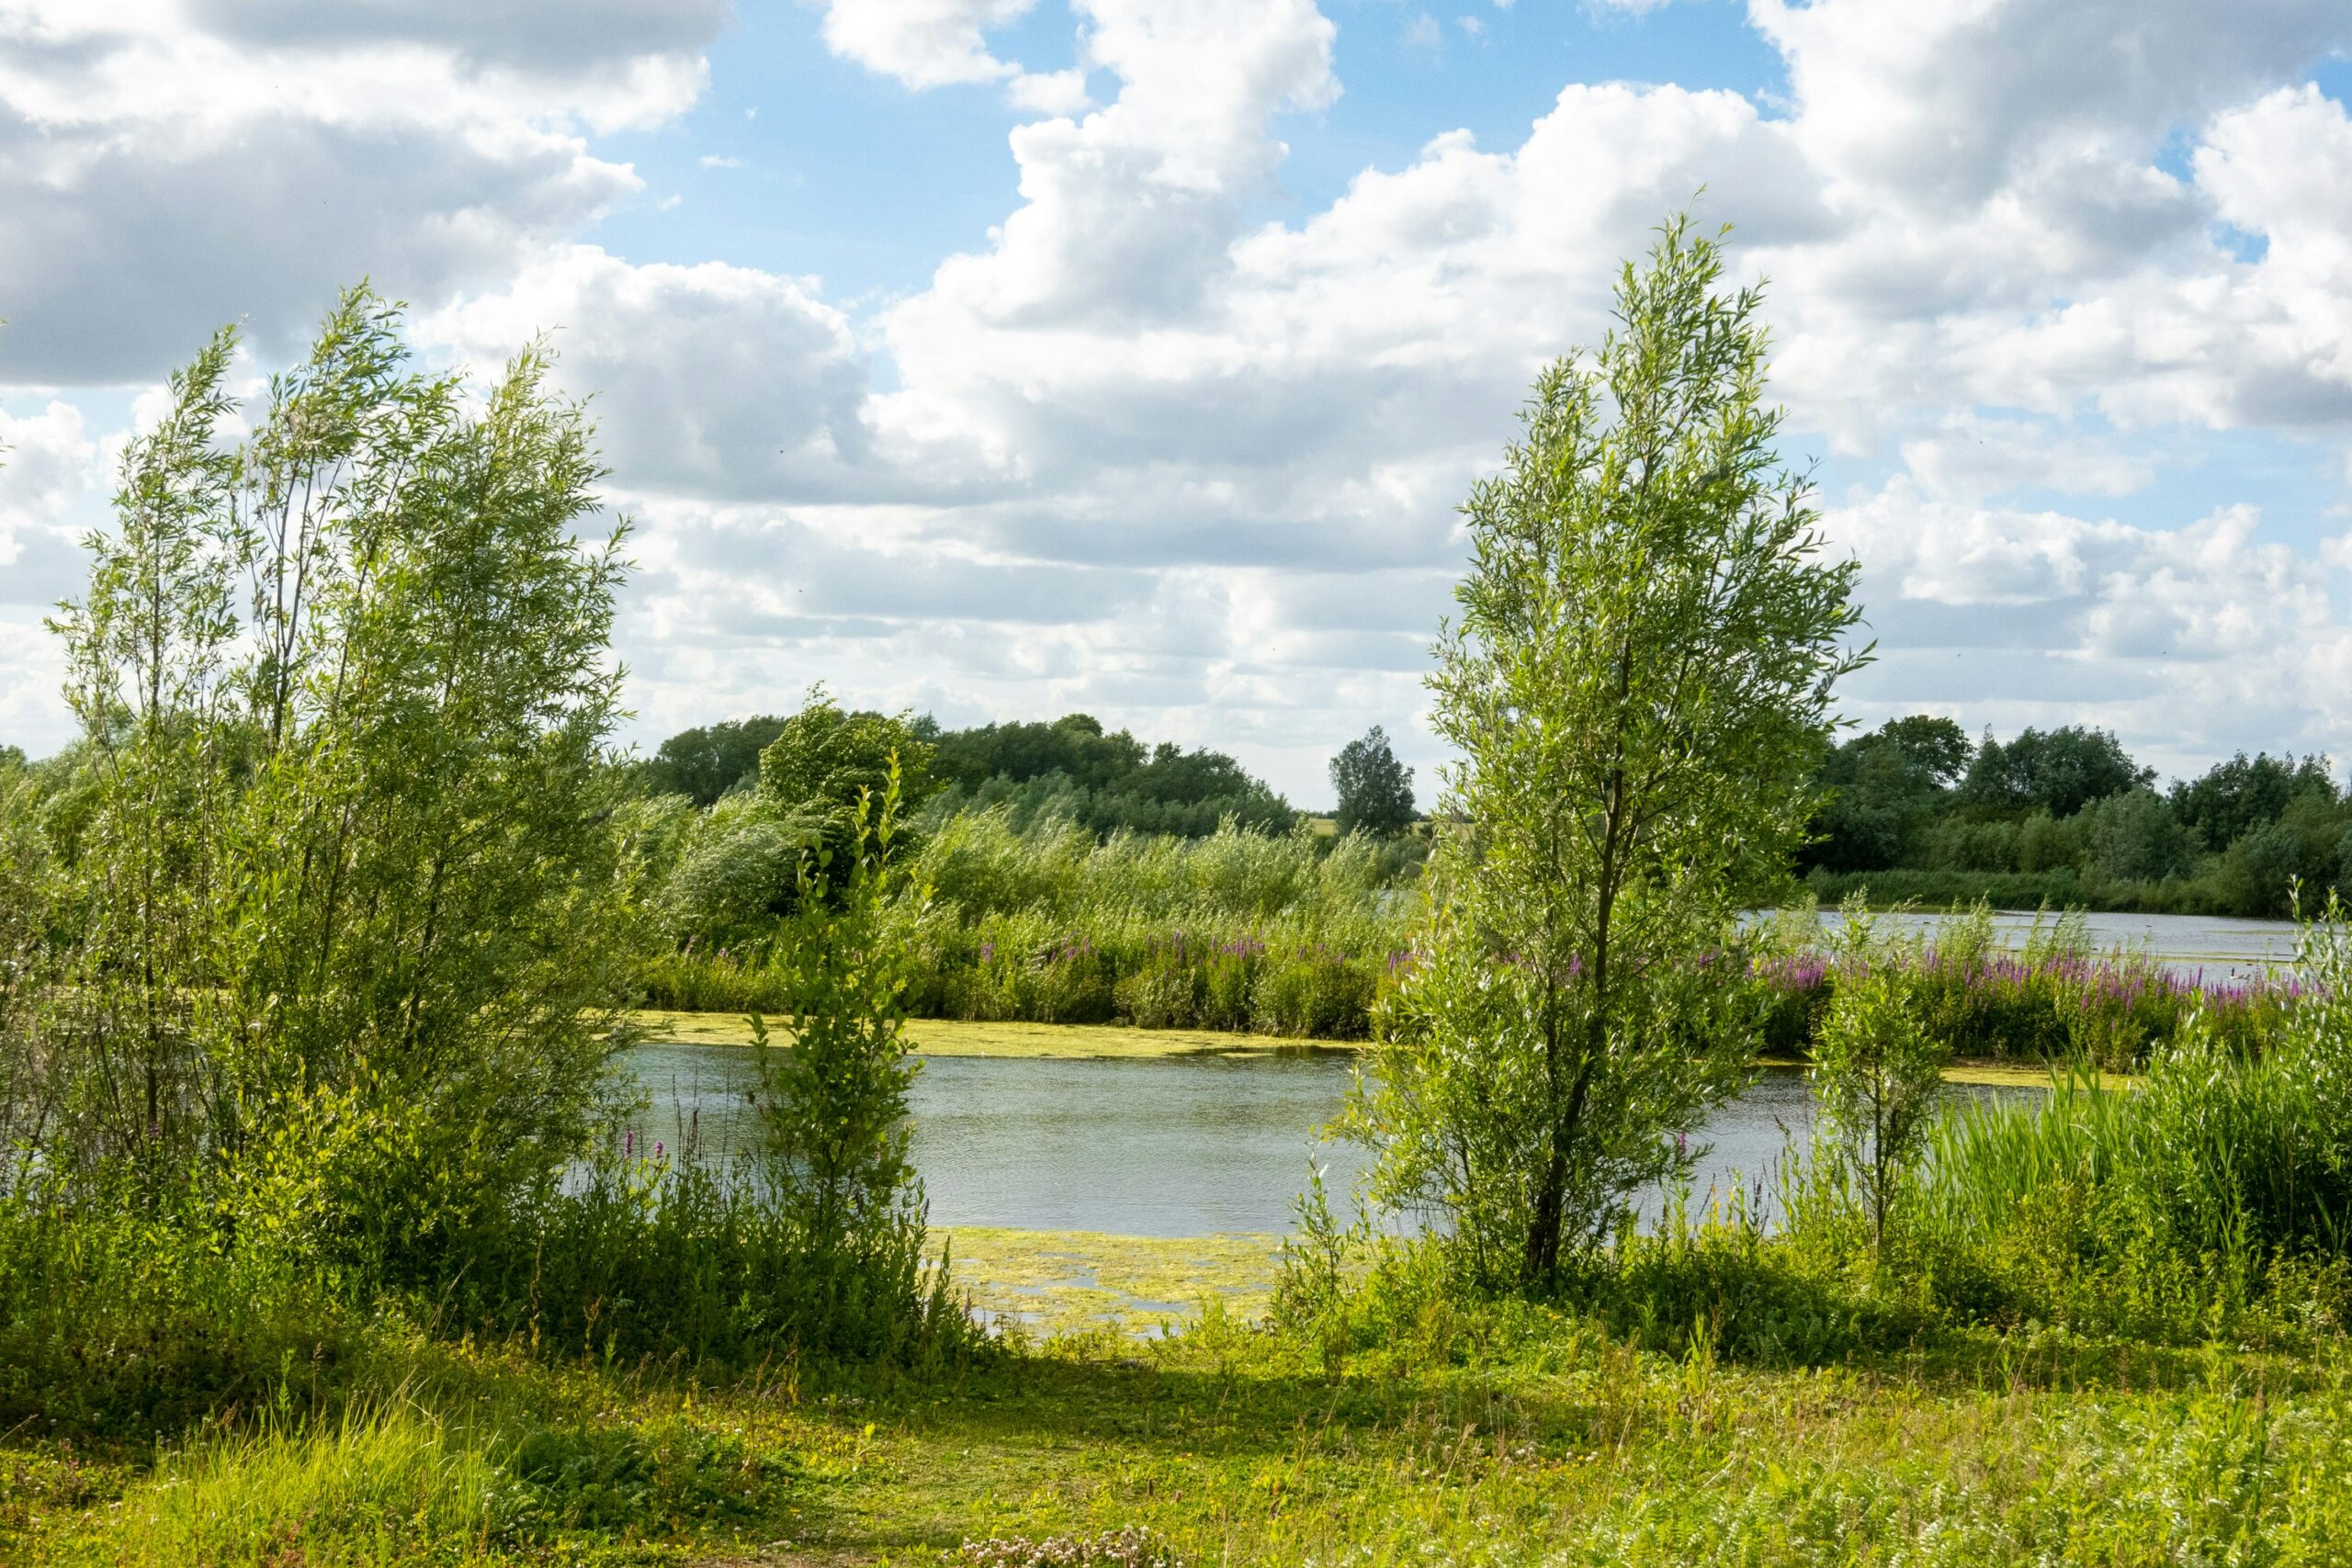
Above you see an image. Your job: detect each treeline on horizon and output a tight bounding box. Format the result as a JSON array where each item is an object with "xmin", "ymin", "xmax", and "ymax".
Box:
[
  {"xmin": 12, "ymin": 698, "xmax": 2345, "ymax": 923},
  {"xmin": 1803, "ymin": 716, "xmax": 2352, "ymax": 918},
  {"xmin": 606, "ymin": 700, "xmax": 2352, "ymax": 918},
  {"xmin": 634, "ymin": 706, "xmax": 1306, "ymax": 839}
]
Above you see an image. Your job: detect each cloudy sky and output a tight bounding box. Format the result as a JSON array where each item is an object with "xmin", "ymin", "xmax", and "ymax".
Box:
[{"xmin": 3, "ymin": 0, "xmax": 2351, "ymax": 804}]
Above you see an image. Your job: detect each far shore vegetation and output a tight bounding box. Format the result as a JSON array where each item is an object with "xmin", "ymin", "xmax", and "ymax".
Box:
[{"xmin": 6, "ymin": 220, "xmax": 2352, "ymax": 1564}]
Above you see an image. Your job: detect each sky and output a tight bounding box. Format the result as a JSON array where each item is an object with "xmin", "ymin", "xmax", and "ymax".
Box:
[{"xmin": 3, "ymin": 1, "xmax": 2351, "ymax": 807}]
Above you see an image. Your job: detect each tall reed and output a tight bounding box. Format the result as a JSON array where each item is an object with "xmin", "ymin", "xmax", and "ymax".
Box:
[
  {"xmin": 645, "ymin": 811, "xmax": 1421, "ymax": 1040},
  {"xmin": 1891, "ymin": 898, "xmax": 2352, "ymax": 1327}
]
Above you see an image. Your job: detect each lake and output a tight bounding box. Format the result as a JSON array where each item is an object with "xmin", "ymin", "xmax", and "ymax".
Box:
[
  {"xmin": 621, "ymin": 1043, "xmax": 2030, "ymax": 1237},
  {"xmin": 1812, "ymin": 908, "xmax": 2303, "ymax": 984}
]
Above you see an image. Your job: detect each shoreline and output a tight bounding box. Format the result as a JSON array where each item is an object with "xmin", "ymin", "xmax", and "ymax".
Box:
[{"xmin": 635, "ymin": 1010, "xmax": 2112, "ymax": 1084}]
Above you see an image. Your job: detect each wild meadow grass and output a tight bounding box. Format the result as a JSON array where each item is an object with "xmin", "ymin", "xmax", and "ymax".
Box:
[{"xmin": 12, "ymin": 1279, "xmax": 2350, "ymax": 1567}]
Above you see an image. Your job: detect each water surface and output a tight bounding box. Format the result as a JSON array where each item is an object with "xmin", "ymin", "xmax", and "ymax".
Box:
[
  {"xmin": 622, "ymin": 1044, "xmax": 2030, "ymax": 1237},
  {"xmin": 1810, "ymin": 908, "xmax": 2302, "ymax": 984}
]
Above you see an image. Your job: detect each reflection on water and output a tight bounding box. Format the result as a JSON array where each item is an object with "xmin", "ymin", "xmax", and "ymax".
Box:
[{"xmin": 620, "ymin": 1044, "xmax": 2034, "ymax": 1238}]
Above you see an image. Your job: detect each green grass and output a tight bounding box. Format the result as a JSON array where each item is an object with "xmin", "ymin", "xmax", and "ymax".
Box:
[{"xmin": 10, "ymin": 1272, "xmax": 2349, "ymax": 1566}]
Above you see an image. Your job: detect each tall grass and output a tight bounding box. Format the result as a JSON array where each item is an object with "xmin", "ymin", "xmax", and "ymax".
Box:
[
  {"xmin": 0, "ymin": 1126, "xmax": 970, "ymax": 1440},
  {"xmin": 646, "ymin": 810, "xmax": 1421, "ymax": 1039},
  {"xmin": 1802, "ymin": 898, "xmax": 2352, "ymax": 1332},
  {"xmin": 64, "ymin": 1400, "xmax": 507, "ymax": 1566},
  {"xmin": 46, "ymin": 1377, "xmax": 792, "ymax": 1567},
  {"xmin": 1753, "ymin": 902, "xmax": 2301, "ymax": 1068},
  {"xmin": 654, "ymin": 837, "xmax": 2307, "ymax": 1064}
]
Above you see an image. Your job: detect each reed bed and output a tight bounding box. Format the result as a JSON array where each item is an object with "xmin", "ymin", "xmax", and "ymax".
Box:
[
  {"xmin": 650, "ymin": 820, "xmax": 2302, "ymax": 1067},
  {"xmin": 646, "ymin": 810, "xmax": 1420, "ymax": 1039}
]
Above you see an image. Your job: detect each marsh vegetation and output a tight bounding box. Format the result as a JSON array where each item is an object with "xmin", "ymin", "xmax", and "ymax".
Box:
[{"xmin": 3, "ymin": 222, "xmax": 2350, "ymax": 1566}]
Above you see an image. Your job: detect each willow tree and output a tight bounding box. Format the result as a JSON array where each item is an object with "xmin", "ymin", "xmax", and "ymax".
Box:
[
  {"xmin": 45, "ymin": 288, "xmax": 642, "ymax": 1272},
  {"xmin": 1356, "ymin": 218, "xmax": 1863, "ymax": 1289}
]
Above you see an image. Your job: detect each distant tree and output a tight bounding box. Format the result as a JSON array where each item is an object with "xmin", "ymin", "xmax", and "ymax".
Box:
[
  {"xmin": 641, "ymin": 715, "xmax": 790, "ymax": 805},
  {"xmin": 1131, "ymin": 740, "xmax": 1286, "ymax": 814},
  {"xmin": 931, "ymin": 713, "xmax": 1146, "ymax": 795},
  {"xmin": 1874, "ymin": 715, "xmax": 1972, "ymax": 784},
  {"xmin": 0, "ymin": 744, "xmax": 23, "ymax": 773},
  {"xmin": 925, "ymin": 712, "xmax": 1294, "ymax": 837},
  {"xmin": 1356, "ymin": 217, "xmax": 1863, "ymax": 1289},
  {"xmin": 2080, "ymin": 787, "xmax": 2199, "ymax": 884},
  {"xmin": 1329, "ymin": 726, "xmax": 1416, "ymax": 837},
  {"xmin": 2170, "ymin": 751, "xmax": 2337, "ymax": 852},
  {"xmin": 1804, "ymin": 714, "xmax": 1971, "ymax": 872},
  {"xmin": 760, "ymin": 692, "xmax": 935, "ymax": 839},
  {"xmin": 1958, "ymin": 725, "xmax": 2150, "ymax": 819}
]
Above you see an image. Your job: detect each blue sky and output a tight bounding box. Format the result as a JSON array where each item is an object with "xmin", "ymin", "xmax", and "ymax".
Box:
[
  {"xmin": 590, "ymin": 2, "xmax": 1791, "ymax": 295},
  {"xmin": 4, "ymin": 0, "xmax": 2352, "ymax": 804}
]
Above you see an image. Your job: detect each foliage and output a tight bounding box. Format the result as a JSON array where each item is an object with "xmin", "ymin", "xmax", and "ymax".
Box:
[
  {"xmin": 926, "ymin": 767, "xmax": 1295, "ymax": 840},
  {"xmin": 1805, "ymin": 902, "xmax": 1948, "ymax": 1253},
  {"xmin": 923, "ymin": 711, "xmax": 1295, "ymax": 838},
  {"xmin": 2170, "ymin": 750, "xmax": 2337, "ymax": 851},
  {"xmin": 759, "ymin": 689, "xmax": 935, "ymax": 829},
  {"xmin": 653, "ymin": 792, "xmax": 819, "ymax": 948},
  {"xmin": 932, "ymin": 712, "xmax": 1151, "ymax": 796},
  {"xmin": 750, "ymin": 761, "xmax": 931, "ymax": 1288},
  {"xmin": 1799, "ymin": 716, "xmax": 2352, "ymax": 917},
  {"xmin": 637, "ymin": 712, "xmax": 790, "ymax": 804},
  {"xmin": 1957, "ymin": 723, "xmax": 2153, "ymax": 819},
  {"xmin": 14, "ymin": 290, "xmax": 642, "ymax": 1295},
  {"xmin": 0, "ymin": 294, "xmax": 971, "ymax": 1480},
  {"xmin": 1329, "ymin": 724, "xmax": 1417, "ymax": 837},
  {"xmin": 1353, "ymin": 216, "xmax": 1863, "ymax": 1289},
  {"xmin": 2077, "ymin": 785, "xmax": 2200, "ymax": 884},
  {"xmin": 1802, "ymin": 715, "xmax": 1967, "ymax": 873}
]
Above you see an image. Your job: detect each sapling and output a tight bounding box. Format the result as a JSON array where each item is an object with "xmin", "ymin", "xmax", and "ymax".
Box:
[
  {"xmin": 1812, "ymin": 899, "xmax": 1948, "ymax": 1257},
  {"xmin": 1350, "ymin": 215, "xmax": 1864, "ymax": 1288}
]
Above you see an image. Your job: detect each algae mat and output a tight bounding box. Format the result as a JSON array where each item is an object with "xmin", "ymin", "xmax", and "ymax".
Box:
[
  {"xmin": 641, "ymin": 1010, "xmax": 2071, "ymax": 1084},
  {"xmin": 940, "ymin": 1227, "xmax": 1281, "ymax": 1339},
  {"xmin": 635, "ymin": 1010, "xmax": 1353, "ymax": 1059}
]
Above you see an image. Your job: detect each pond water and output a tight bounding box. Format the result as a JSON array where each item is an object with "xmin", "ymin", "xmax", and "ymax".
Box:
[
  {"xmin": 1810, "ymin": 908, "xmax": 2303, "ymax": 984},
  {"xmin": 621, "ymin": 1043, "xmax": 2032, "ymax": 1238}
]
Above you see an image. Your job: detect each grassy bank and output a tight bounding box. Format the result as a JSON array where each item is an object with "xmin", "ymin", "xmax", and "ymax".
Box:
[
  {"xmin": 6, "ymin": 1260, "xmax": 2346, "ymax": 1566},
  {"xmin": 642, "ymin": 1010, "xmax": 2112, "ymax": 1089},
  {"xmin": 639, "ymin": 1009, "xmax": 1343, "ymax": 1058}
]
